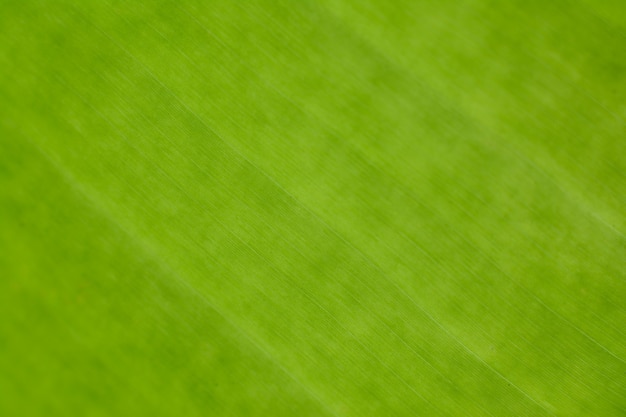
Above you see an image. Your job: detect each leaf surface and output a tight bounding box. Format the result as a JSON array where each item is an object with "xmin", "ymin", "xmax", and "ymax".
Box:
[{"xmin": 1, "ymin": 1, "xmax": 624, "ymax": 416}]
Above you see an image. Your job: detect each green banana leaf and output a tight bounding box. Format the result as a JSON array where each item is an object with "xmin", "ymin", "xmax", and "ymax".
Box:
[{"xmin": 1, "ymin": 1, "xmax": 624, "ymax": 416}]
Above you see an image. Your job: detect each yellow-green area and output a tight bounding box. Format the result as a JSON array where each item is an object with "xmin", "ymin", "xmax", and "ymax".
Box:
[{"xmin": 1, "ymin": 1, "xmax": 624, "ymax": 416}]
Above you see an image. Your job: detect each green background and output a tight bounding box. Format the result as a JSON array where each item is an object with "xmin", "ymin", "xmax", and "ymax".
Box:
[{"xmin": 1, "ymin": 1, "xmax": 624, "ymax": 415}]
